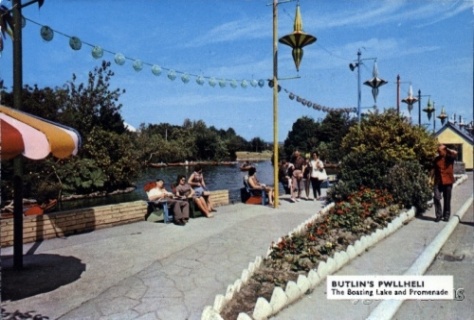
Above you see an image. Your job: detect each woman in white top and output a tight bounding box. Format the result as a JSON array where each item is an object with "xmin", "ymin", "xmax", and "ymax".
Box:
[
  {"xmin": 147, "ymin": 179, "xmax": 190, "ymax": 225},
  {"xmin": 309, "ymin": 151, "xmax": 325, "ymax": 200}
]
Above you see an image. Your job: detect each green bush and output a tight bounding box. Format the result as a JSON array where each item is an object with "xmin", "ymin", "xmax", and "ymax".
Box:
[
  {"xmin": 328, "ymin": 151, "xmax": 395, "ymax": 202},
  {"xmin": 384, "ymin": 161, "xmax": 432, "ymax": 213}
]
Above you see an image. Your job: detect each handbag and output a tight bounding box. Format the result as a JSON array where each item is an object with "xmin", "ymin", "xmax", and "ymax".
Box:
[{"xmin": 314, "ymin": 168, "xmax": 328, "ymax": 180}]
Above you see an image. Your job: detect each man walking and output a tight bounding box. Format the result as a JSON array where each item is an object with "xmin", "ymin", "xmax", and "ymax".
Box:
[{"xmin": 433, "ymin": 144, "xmax": 458, "ymax": 222}]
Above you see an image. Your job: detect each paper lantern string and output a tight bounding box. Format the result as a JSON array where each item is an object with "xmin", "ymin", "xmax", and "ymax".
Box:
[
  {"xmin": 280, "ymin": 85, "xmax": 357, "ymax": 114},
  {"xmin": 25, "ymin": 17, "xmax": 265, "ymax": 89},
  {"xmin": 10, "ymin": 17, "xmax": 355, "ymax": 114}
]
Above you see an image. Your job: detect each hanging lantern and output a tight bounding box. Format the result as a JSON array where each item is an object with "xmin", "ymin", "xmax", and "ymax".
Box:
[
  {"xmin": 133, "ymin": 59, "xmax": 143, "ymax": 72},
  {"xmin": 278, "ymin": 4, "xmax": 317, "ymax": 71},
  {"xmin": 241, "ymin": 80, "xmax": 248, "ymax": 88},
  {"xmin": 218, "ymin": 80, "xmax": 226, "ymax": 88},
  {"xmin": 258, "ymin": 79, "xmax": 265, "ymax": 88},
  {"xmin": 209, "ymin": 77, "xmax": 217, "ymax": 87},
  {"xmin": 402, "ymin": 85, "xmax": 418, "ymax": 114},
  {"xmin": 363, "ymin": 61, "xmax": 387, "ymax": 104},
  {"xmin": 196, "ymin": 76, "xmax": 205, "ymax": 85},
  {"xmin": 69, "ymin": 36, "xmax": 82, "ymax": 50},
  {"xmin": 422, "ymin": 98, "xmax": 435, "ymax": 120},
  {"xmin": 437, "ymin": 106, "xmax": 448, "ymax": 125},
  {"xmin": 289, "ymin": 93, "xmax": 295, "ymax": 100},
  {"xmin": 91, "ymin": 46, "xmax": 103, "ymax": 59},
  {"xmin": 181, "ymin": 74, "xmax": 190, "ymax": 83},
  {"xmin": 151, "ymin": 65, "xmax": 162, "ymax": 76},
  {"xmin": 167, "ymin": 70, "xmax": 177, "ymax": 81},
  {"xmin": 230, "ymin": 80, "xmax": 238, "ymax": 88},
  {"xmin": 114, "ymin": 53, "xmax": 126, "ymax": 65},
  {"xmin": 40, "ymin": 26, "xmax": 54, "ymax": 41},
  {"xmin": 250, "ymin": 79, "xmax": 258, "ymax": 87}
]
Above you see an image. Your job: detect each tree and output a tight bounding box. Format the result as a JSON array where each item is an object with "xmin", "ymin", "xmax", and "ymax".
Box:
[
  {"xmin": 283, "ymin": 116, "xmax": 320, "ymax": 159},
  {"xmin": 329, "ymin": 109, "xmax": 438, "ymax": 205},
  {"xmin": 59, "ymin": 60, "xmax": 126, "ymax": 138}
]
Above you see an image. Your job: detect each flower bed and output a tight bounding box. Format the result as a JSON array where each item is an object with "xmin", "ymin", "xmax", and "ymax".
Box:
[
  {"xmin": 202, "ymin": 188, "xmax": 412, "ymax": 320},
  {"xmin": 201, "ymin": 175, "xmax": 468, "ymax": 320}
]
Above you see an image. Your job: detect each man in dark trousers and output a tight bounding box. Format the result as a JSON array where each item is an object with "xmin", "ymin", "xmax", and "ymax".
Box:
[{"xmin": 433, "ymin": 144, "xmax": 458, "ymax": 222}]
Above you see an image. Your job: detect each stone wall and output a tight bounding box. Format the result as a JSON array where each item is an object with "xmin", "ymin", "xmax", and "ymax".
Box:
[{"xmin": 1, "ymin": 190, "xmax": 229, "ymax": 248}]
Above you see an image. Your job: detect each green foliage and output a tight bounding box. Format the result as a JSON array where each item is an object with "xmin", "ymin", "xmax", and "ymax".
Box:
[
  {"xmin": 283, "ymin": 111, "xmax": 355, "ymax": 162},
  {"xmin": 56, "ymin": 158, "xmax": 107, "ymax": 194},
  {"xmin": 385, "ymin": 161, "xmax": 432, "ymax": 213},
  {"xmin": 82, "ymin": 128, "xmax": 140, "ymax": 191},
  {"xmin": 59, "ymin": 60, "xmax": 126, "ymax": 138},
  {"xmin": 341, "ymin": 109, "xmax": 437, "ymax": 170},
  {"xmin": 329, "ymin": 109, "xmax": 438, "ymax": 202}
]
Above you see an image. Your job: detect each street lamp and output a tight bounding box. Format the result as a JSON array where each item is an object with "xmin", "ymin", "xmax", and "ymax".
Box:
[
  {"xmin": 401, "ymin": 84, "xmax": 418, "ymax": 117},
  {"xmin": 417, "ymin": 90, "xmax": 431, "ymax": 127},
  {"xmin": 349, "ymin": 50, "xmax": 381, "ymax": 123},
  {"xmin": 363, "ymin": 60, "xmax": 387, "ymax": 110},
  {"xmin": 437, "ymin": 106, "xmax": 448, "ymax": 125},
  {"xmin": 422, "ymin": 98, "xmax": 436, "ymax": 133},
  {"xmin": 271, "ymin": 0, "xmax": 316, "ymax": 208}
]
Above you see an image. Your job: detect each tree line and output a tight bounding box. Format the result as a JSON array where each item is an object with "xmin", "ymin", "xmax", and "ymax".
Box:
[
  {"xmin": 0, "ymin": 61, "xmax": 269, "ymax": 202},
  {"xmin": 1, "ymin": 61, "xmax": 438, "ymax": 209}
]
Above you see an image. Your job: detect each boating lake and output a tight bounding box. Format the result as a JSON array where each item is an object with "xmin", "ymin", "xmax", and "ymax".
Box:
[{"xmin": 58, "ymin": 161, "xmax": 280, "ymax": 210}]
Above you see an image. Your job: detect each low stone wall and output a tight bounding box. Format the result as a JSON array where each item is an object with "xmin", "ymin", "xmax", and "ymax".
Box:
[{"xmin": 1, "ymin": 190, "xmax": 229, "ymax": 248}]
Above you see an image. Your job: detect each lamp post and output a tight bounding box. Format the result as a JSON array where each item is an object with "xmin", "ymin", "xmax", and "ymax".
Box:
[
  {"xmin": 272, "ymin": 0, "xmax": 316, "ymax": 208},
  {"xmin": 349, "ymin": 50, "xmax": 379, "ymax": 123}
]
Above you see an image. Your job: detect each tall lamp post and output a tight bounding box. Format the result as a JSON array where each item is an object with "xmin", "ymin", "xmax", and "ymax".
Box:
[
  {"xmin": 272, "ymin": 0, "xmax": 316, "ymax": 208},
  {"xmin": 349, "ymin": 50, "xmax": 379, "ymax": 123}
]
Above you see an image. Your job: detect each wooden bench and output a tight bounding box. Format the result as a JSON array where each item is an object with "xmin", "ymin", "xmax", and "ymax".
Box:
[{"xmin": 240, "ymin": 176, "xmax": 268, "ymax": 205}]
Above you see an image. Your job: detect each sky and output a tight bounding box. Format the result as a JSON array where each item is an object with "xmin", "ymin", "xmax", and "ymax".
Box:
[{"xmin": 0, "ymin": 0, "xmax": 472, "ymax": 142}]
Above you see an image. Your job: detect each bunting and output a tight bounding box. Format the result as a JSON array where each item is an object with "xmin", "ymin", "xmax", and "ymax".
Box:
[{"xmin": 3, "ymin": 16, "xmax": 356, "ymax": 114}]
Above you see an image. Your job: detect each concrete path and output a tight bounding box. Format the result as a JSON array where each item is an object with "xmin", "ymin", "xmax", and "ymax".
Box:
[
  {"xmin": 1, "ymin": 192, "xmax": 326, "ymax": 320},
  {"xmin": 273, "ymin": 173, "xmax": 473, "ymax": 320},
  {"xmin": 1, "ymin": 173, "xmax": 472, "ymax": 320}
]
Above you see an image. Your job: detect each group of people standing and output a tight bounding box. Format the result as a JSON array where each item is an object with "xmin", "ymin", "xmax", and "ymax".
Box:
[
  {"xmin": 279, "ymin": 150, "xmax": 327, "ymax": 203},
  {"xmin": 145, "ymin": 165, "xmax": 216, "ymax": 226}
]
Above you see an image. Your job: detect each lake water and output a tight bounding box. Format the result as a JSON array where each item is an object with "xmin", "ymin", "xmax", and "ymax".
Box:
[{"xmin": 58, "ymin": 161, "xmax": 279, "ymax": 210}]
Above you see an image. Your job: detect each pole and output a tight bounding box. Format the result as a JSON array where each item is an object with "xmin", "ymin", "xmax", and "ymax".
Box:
[
  {"xmin": 396, "ymin": 75, "xmax": 400, "ymax": 115},
  {"xmin": 357, "ymin": 50, "xmax": 361, "ymax": 123},
  {"xmin": 272, "ymin": 0, "xmax": 279, "ymax": 208},
  {"xmin": 12, "ymin": 0, "xmax": 24, "ymax": 269},
  {"xmin": 433, "ymin": 101, "xmax": 436, "ymax": 133},
  {"xmin": 418, "ymin": 89, "xmax": 421, "ymax": 127}
]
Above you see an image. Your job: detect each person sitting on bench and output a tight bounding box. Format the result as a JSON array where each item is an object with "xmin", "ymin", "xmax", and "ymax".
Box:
[
  {"xmin": 147, "ymin": 178, "xmax": 190, "ymax": 226},
  {"xmin": 175, "ymin": 175, "xmax": 213, "ymax": 218},
  {"xmin": 247, "ymin": 167, "xmax": 274, "ymax": 206}
]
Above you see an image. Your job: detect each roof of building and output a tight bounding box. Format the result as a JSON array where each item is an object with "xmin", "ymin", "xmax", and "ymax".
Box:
[{"xmin": 436, "ymin": 121, "xmax": 474, "ymax": 145}]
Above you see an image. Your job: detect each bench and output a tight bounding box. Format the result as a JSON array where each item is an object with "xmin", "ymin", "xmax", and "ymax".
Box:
[
  {"xmin": 145, "ymin": 201, "xmax": 171, "ymax": 223},
  {"xmin": 240, "ymin": 175, "xmax": 269, "ymax": 205}
]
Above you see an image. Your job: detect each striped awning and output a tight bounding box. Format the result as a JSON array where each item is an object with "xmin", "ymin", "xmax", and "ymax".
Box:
[{"xmin": 0, "ymin": 105, "xmax": 80, "ymax": 160}]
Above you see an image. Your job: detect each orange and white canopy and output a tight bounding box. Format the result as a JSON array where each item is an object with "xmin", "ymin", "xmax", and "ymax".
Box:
[{"xmin": 0, "ymin": 105, "xmax": 80, "ymax": 160}]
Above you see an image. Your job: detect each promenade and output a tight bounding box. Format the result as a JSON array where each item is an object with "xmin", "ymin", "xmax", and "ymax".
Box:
[{"xmin": 1, "ymin": 173, "xmax": 472, "ymax": 320}]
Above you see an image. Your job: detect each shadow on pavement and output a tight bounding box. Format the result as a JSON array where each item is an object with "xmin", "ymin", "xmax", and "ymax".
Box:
[{"xmin": 1, "ymin": 253, "xmax": 86, "ymax": 301}]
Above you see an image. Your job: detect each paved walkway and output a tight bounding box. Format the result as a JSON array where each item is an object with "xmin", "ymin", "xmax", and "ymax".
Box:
[
  {"xmin": 1, "ymin": 174, "xmax": 472, "ymax": 320},
  {"xmin": 274, "ymin": 173, "xmax": 473, "ymax": 320}
]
